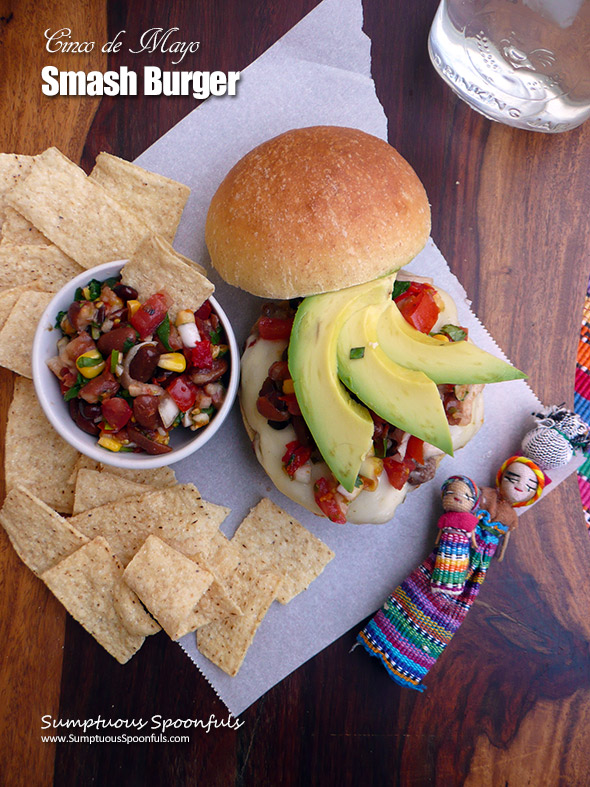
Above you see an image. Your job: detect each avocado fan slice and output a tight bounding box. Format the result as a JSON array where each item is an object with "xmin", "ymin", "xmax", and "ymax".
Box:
[
  {"xmin": 337, "ymin": 303, "xmax": 454, "ymax": 457},
  {"xmin": 376, "ymin": 299, "xmax": 527, "ymax": 385},
  {"xmin": 288, "ymin": 275, "xmax": 395, "ymax": 493}
]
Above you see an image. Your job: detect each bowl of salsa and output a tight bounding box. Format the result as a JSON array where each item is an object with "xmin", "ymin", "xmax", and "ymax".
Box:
[{"xmin": 32, "ymin": 260, "xmax": 239, "ymax": 468}]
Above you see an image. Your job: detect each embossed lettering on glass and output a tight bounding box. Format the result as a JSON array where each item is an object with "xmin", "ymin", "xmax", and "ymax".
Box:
[{"xmin": 428, "ymin": 0, "xmax": 590, "ymax": 132}]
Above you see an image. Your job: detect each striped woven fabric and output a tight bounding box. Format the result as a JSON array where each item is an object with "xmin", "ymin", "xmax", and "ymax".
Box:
[
  {"xmin": 357, "ymin": 525, "xmax": 504, "ymax": 690},
  {"xmin": 575, "ymin": 278, "xmax": 590, "ymax": 530},
  {"xmin": 431, "ymin": 528, "xmax": 472, "ymax": 595}
]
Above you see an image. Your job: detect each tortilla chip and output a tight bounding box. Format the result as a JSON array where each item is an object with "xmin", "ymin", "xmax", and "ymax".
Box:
[
  {"xmin": 89, "ymin": 153, "xmax": 190, "ymax": 243},
  {"xmin": 188, "ymin": 577, "xmax": 242, "ymax": 630},
  {"xmin": 197, "ymin": 564, "xmax": 282, "ymax": 676},
  {"xmin": 121, "ymin": 232, "xmax": 212, "ymax": 319},
  {"xmin": 0, "ymin": 289, "xmax": 52, "ymax": 377},
  {"xmin": 0, "ymin": 485, "xmax": 88, "ymax": 575},
  {"xmin": 202, "ymin": 531, "xmax": 241, "ymax": 582},
  {"xmin": 112, "ymin": 578, "xmax": 161, "ymax": 637},
  {"xmin": 6, "ymin": 147, "xmax": 149, "ymax": 269},
  {"xmin": 1, "ymin": 207, "xmax": 50, "ymax": 246},
  {"xmin": 231, "ymin": 498, "xmax": 335, "ymax": 604},
  {"xmin": 0, "ymin": 243, "xmax": 82, "ymax": 290},
  {"xmin": 67, "ymin": 454, "xmax": 177, "ymax": 489},
  {"xmin": 5, "ymin": 378, "xmax": 78, "ymax": 513},
  {"xmin": 41, "ymin": 536, "xmax": 145, "ymax": 663},
  {"xmin": 0, "ymin": 283, "xmax": 49, "ymax": 330},
  {"xmin": 123, "ymin": 535, "xmax": 213, "ymax": 640},
  {"xmin": 68, "ymin": 484, "xmax": 228, "ymax": 566},
  {"xmin": 72, "ymin": 468, "xmax": 158, "ymax": 515},
  {"xmin": 0, "ymin": 153, "xmax": 35, "ymax": 229}
]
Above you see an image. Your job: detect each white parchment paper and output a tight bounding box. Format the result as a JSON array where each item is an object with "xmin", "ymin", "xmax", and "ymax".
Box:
[{"xmin": 133, "ymin": 0, "xmax": 581, "ymax": 715}]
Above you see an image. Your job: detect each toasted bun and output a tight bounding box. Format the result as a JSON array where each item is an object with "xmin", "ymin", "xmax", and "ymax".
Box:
[{"xmin": 205, "ymin": 126, "xmax": 431, "ymax": 298}]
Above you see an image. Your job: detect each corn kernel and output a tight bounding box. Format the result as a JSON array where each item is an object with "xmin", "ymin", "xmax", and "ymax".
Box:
[
  {"xmin": 75, "ymin": 349, "xmax": 106, "ymax": 379},
  {"xmin": 98, "ymin": 435, "xmax": 122, "ymax": 452},
  {"xmin": 157, "ymin": 352, "xmax": 187, "ymax": 373},
  {"xmin": 127, "ymin": 299, "xmax": 141, "ymax": 317},
  {"xmin": 282, "ymin": 379, "xmax": 295, "ymax": 394},
  {"xmin": 432, "ymin": 333, "xmax": 450, "ymax": 342},
  {"xmin": 176, "ymin": 309, "xmax": 195, "ymax": 327},
  {"xmin": 192, "ymin": 412, "xmax": 210, "ymax": 430}
]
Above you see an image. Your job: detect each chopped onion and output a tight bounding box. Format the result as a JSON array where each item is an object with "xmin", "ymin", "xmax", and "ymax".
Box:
[
  {"xmin": 158, "ymin": 393, "xmax": 180, "ymax": 428},
  {"xmin": 178, "ymin": 321, "xmax": 201, "ymax": 348},
  {"xmin": 294, "ymin": 464, "xmax": 312, "ymax": 484},
  {"xmin": 337, "ymin": 483, "xmax": 362, "ymax": 502}
]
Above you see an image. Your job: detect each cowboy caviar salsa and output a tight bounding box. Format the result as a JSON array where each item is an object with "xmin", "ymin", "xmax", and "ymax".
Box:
[{"xmin": 48, "ymin": 275, "xmax": 230, "ymax": 455}]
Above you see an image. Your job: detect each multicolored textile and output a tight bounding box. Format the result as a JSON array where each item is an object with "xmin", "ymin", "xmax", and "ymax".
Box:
[
  {"xmin": 575, "ymin": 277, "xmax": 590, "ymax": 529},
  {"xmin": 357, "ymin": 520, "xmax": 508, "ymax": 690},
  {"xmin": 431, "ymin": 511, "xmax": 478, "ymax": 595}
]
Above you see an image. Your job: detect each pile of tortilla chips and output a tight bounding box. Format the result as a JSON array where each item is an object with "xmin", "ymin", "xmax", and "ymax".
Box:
[
  {"xmin": 0, "ymin": 463, "xmax": 334, "ymax": 673},
  {"xmin": 0, "ymin": 146, "xmax": 336, "ymax": 675},
  {"xmin": 0, "ymin": 147, "xmax": 212, "ymax": 378},
  {"xmin": 1, "ymin": 146, "xmax": 214, "ymax": 514}
]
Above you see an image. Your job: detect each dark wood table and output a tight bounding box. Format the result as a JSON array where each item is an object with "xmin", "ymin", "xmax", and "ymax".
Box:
[{"xmin": 2, "ymin": 1, "xmax": 590, "ymax": 784}]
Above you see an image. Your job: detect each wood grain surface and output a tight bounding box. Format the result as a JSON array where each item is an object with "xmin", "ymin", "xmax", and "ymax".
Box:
[{"xmin": 1, "ymin": 1, "xmax": 589, "ymax": 785}]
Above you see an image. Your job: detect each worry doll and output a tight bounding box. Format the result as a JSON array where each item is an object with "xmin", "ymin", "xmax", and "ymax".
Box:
[
  {"xmin": 480, "ymin": 455, "xmax": 546, "ymax": 560},
  {"xmin": 431, "ymin": 475, "xmax": 480, "ymax": 596}
]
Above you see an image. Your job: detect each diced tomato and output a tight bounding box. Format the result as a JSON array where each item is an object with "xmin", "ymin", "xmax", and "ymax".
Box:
[
  {"xmin": 101, "ymin": 397, "xmax": 132, "ymax": 431},
  {"xmin": 258, "ymin": 316, "xmax": 294, "ymax": 341},
  {"xmin": 166, "ymin": 375, "xmax": 198, "ymax": 412},
  {"xmin": 282, "ymin": 440, "xmax": 312, "ymax": 477},
  {"xmin": 383, "ymin": 456, "xmax": 415, "ymax": 490},
  {"xmin": 394, "ymin": 282, "xmax": 440, "ymax": 334},
  {"xmin": 195, "ymin": 300, "xmax": 212, "ymax": 320},
  {"xmin": 314, "ymin": 477, "xmax": 347, "ymax": 524},
  {"xmin": 405, "ymin": 435, "xmax": 424, "ymax": 465},
  {"xmin": 186, "ymin": 339, "xmax": 213, "ymax": 369},
  {"xmin": 130, "ymin": 293, "xmax": 169, "ymax": 340},
  {"xmin": 278, "ymin": 393, "xmax": 301, "ymax": 416}
]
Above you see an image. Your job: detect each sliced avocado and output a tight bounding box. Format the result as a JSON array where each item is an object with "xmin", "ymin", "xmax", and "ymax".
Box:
[
  {"xmin": 337, "ymin": 304, "xmax": 454, "ymax": 456},
  {"xmin": 376, "ymin": 300, "xmax": 527, "ymax": 385},
  {"xmin": 288, "ymin": 275, "xmax": 394, "ymax": 492}
]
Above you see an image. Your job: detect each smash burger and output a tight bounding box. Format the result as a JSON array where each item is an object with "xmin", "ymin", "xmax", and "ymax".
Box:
[{"xmin": 205, "ymin": 126, "xmax": 524, "ymax": 524}]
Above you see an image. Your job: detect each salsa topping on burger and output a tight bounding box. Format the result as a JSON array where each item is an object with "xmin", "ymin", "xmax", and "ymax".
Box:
[{"xmin": 252, "ymin": 281, "xmax": 483, "ymax": 524}]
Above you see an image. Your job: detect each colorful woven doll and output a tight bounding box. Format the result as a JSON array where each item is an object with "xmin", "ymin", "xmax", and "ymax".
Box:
[
  {"xmin": 357, "ymin": 518, "xmax": 509, "ymax": 690},
  {"xmin": 431, "ymin": 475, "xmax": 480, "ymax": 596},
  {"xmin": 480, "ymin": 454, "xmax": 546, "ymax": 560},
  {"xmin": 357, "ymin": 455, "xmax": 547, "ymax": 690}
]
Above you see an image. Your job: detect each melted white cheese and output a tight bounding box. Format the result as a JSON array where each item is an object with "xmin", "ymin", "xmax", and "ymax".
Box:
[{"xmin": 240, "ymin": 282, "xmax": 484, "ymax": 525}]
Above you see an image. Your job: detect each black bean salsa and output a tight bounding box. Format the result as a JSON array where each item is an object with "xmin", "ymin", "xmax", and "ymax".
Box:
[{"xmin": 49, "ymin": 276, "xmax": 230, "ymax": 455}]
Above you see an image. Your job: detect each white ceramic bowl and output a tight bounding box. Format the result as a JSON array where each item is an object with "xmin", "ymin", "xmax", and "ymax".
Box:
[{"xmin": 32, "ymin": 260, "xmax": 240, "ymax": 469}]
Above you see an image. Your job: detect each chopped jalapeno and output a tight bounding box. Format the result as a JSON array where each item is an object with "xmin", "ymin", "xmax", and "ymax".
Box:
[
  {"xmin": 392, "ymin": 280, "xmax": 411, "ymax": 300},
  {"xmin": 156, "ymin": 313, "xmax": 172, "ymax": 351}
]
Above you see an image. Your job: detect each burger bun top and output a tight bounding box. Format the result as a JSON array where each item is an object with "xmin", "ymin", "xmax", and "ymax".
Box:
[{"xmin": 205, "ymin": 126, "xmax": 431, "ymax": 298}]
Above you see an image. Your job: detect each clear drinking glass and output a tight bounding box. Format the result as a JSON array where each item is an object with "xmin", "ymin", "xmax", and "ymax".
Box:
[{"xmin": 428, "ymin": 0, "xmax": 590, "ymax": 132}]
